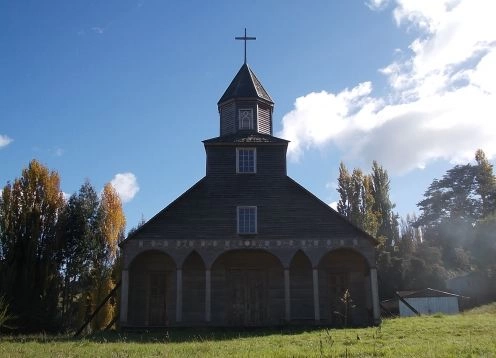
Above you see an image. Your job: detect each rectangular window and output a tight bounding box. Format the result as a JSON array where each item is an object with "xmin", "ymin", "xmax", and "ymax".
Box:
[
  {"xmin": 237, "ymin": 206, "xmax": 257, "ymax": 234},
  {"xmin": 236, "ymin": 148, "xmax": 256, "ymax": 173}
]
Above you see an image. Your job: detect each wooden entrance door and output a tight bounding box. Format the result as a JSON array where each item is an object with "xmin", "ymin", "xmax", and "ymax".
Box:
[
  {"xmin": 148, "ymin": 272, "xmax": 167, "ymax": 326},
  {"xmin": 229, "ymin": 269, "xmax": 267, "ymax": 325}
]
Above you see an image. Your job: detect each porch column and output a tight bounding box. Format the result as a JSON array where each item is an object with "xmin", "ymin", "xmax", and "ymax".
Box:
[
  {"xmin": 205, "ymin": 268, "xmax": 211, "ymax": 322},
  {"xmin": 370, "ymin": 267, "xmax": 380, "ymax": 324},
  {"xmin": 312, "ymin": 268, "xmax": 320, "ymax": 322},
  {"xmin": 284, "ymin": 268, "xmax": 290, "ymax": 322},
  {"xmin": 120, "ymin": 269, "xmax": 129, "ymax": 325},
  {"xmin": 176, "ymin": 268, "xmax": 182, "ymax": 323}
]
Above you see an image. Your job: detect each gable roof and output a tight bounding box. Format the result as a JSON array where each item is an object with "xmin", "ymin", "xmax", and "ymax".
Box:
[
  {"xmin": 122, "ymin": 175, "xmax": 378, "ymax": 246},
  {"xmin": 218, "ymin": 63, "xmax": 273, "ymax": 104},
  {"xmin": 285, "ymin": 177, "xmax": 379, "ymax": 245},
  {"xmin": 398, "ymin": 288, "xmax": 465, "ymax": 298},
  {"xmin": 121, "ymin": 177, "xmax": 207, "ymax": 244}
]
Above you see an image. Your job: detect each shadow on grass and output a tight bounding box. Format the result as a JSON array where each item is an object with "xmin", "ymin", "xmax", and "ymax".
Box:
[
  {"xmin": 1, "ymin": 326, "xmax": 343, "ymax": 344},
  {"xmin": 88, "ymin": 326, "xmax": 333, "ymax": 343}
]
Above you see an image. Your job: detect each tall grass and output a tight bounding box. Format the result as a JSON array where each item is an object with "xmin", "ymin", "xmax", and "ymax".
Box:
[{"xmin": 1, "ymin": 303, "xmax": 495, "ymax": 357}]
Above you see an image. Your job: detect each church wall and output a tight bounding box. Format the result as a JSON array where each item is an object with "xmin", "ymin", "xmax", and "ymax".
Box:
[
  {"xmin": 205, "ymin": 144, "xmax": 287, "ymax": 177},
  {"xmin": 318, "ymin": 249, "xmax": 371, "ymax": 326},
  {"xmin": 128, "ymin": 251, "xmax": 177, "ymax": 326},
  {"xmin": 210, "ymin": 250, "xmax": 284, "ymax": 325},
  {"xmin": 290, "ymin": 251, "xmax": 314, "ymax": 320},
  {"xmin": 182, "ymin": 251, "xmax": 206, "ymax": 324},
  {"xmin": 211, "ymin": 266, "xmax": 227, "ymax": 324},
  {"xmin": 130, "ymin": 175, "xmax": 376, "ymax": 267},
  {"xmin": 121, "ymin": 241, "xmax": 377, "ymax": 327}
]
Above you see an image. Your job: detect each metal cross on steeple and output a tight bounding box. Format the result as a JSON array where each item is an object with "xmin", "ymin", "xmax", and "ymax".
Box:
[{"xmin": 235, "ymin": 28, "xmax": 256, "ymax": 64}]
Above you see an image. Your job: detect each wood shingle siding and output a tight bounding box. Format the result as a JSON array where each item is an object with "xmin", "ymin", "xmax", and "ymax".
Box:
[{"xmin": 220, "ymin": 102, "xmax": 236, "ymax": 135}]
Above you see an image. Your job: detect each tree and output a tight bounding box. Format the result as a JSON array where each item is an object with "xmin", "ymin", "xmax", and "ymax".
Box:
[
  {"xmin": 361, "ymin": 174, "xmax": 379, "ymax": 237},
  {"xmin": 416, "ymin": 164, "xmax": 478, "ymax": 228},
  {"xmin": 337, "ymin": 162, "xmax": 395, "ymax": 238},
  {"xmin": 57, "ymin": 181, "xmax": 100, "ymax": 329},
  {"xmin": 349, "ymin": 168, "xmax": 365, "ymax": 228},
  {"xmin": 97, "ymin": 183, "xmax": 126, "ymax": 267},
  {"xmin": 0, "ymin": 159, "xmax": 65, "ymax": 331},
  {"xmin": 89, "ymin": 183, "xmax": 126, "ymax": 331},
  {"xmin": 337, "ymin": 162, "xmax": 352, "ymax": 218},
  {"xmin": 474, "ymin": 149, "xmax": 496, "ymax": 218},
  {"xmin": 371, "ymin": 161, "xmax": 399, "ymax": 247},
  {"xmin": 398, "ymin": 214, "xmax": 420, "ymax": 257}
]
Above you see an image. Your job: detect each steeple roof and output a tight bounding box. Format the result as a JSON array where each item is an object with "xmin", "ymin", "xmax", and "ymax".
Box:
[{"xmin": 218, "ymin": 63, "xmax": 273, "ymax": 105}]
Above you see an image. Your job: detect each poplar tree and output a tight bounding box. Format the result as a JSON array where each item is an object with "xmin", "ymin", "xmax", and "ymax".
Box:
[
  {"xmin": 361, "ymin": 174, "xmax": 379, "ymax": 237},
  {"xmin": 337, "ymin": 163, "xmax": 382, "ymax": 238},
  {"xmin": 90, "ymin": 183, "xmax": 126, "ymax": 330},
  {"xmin": 337, "ymin": 162, "xmax": 352, "ymax": 218},
  {"xmin": 371, "ymin": 161, "xmax": 398, "ymax": 247},
  {"xmin": 0, "ymin": 160, "xmax": 65, "ymax": 331}
]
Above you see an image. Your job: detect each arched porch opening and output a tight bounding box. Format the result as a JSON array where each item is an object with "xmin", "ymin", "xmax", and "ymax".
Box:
[
  {"xmin": 182, "ymin": 250, "xmax": 206, "ymax": 324},
  {"xmin": 128, "ymin": 250, "xmax": 176, "ymax": 326},
  {"xmin": 211, "ymin": 249, "xmax": 284, "ymax": 326},
  {"xmin": 289, "ymin": 250, "xmax": 313, "ymax": 321},
  {"xmin": 318, "ymin": 248, "xmax": 371, "ymax": 326}
]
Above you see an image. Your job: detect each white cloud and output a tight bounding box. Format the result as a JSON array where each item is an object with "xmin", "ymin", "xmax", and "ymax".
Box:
[
  {"xmin": 366, "ymin": 0, "xmax": 390, "ymax": 11},
  {"xmin": 110, "ymin": 172, "xmax": 140, "ymax": 203},
  {"xmin": 91, "ymin": 27, "xmax": 104, "ymax": 34},
  {"xmin": 0, "ymin": 134, "xmax": 13, "ymax": 148},
  {"xmin": 62, "ymin": 191, "xmax": 71, "ymax": 201},
  {"xmin": 329, "ymin": 201, "xmax": 338, "ymax": 211},
  {"xmin": 278, "ymin": 0, "xmax": 496, "ymax": 174}
]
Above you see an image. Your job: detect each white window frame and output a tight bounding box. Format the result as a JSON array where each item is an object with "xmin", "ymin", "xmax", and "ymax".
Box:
[
  {"xmin": 237, "ymin": 206, "xmax": 257, "ymax": 234},
  {"xmin": 238, "ymin": 108, "xmax": 254, "ymax": 130},
  {"xmin": 236, "ymin": 147, "xmax": 256, "ymax": 173}
]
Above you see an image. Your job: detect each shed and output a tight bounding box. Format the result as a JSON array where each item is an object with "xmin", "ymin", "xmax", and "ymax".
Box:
[{"xmin": 398, "ymin": 288, "xmax": 462, "ymax": 317}]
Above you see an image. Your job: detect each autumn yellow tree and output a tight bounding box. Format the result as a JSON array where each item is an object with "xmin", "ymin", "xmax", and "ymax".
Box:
[
  {"xmin": 89, "ymin": 183, "xmax": 126, "ymax": 330},
  {"xmin": 0, "ymin": 159, "xmax": 65, "ymax": 331}
]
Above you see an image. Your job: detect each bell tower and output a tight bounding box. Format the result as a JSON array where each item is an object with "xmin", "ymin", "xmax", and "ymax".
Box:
[
  {"xmin": 217, "ymin": 29, "xmax": 274, "ymax": 136},
  {"xmin": 204, "ymin": 29, "xmax": 288, "ymax": 178}
]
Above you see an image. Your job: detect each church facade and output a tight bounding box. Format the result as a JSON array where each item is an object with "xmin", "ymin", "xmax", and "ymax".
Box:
[{"xmin": 119, "ymin": 59, "xmax": 380, "ymax": 328}]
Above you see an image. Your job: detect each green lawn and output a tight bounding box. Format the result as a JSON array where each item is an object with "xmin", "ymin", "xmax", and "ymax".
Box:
[{"xmin": 1, "ymin": 304, "xmax": 496, "ymax": 357}]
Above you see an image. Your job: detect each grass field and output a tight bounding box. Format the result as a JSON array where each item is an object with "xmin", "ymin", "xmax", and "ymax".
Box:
[{"xmin": 1, "ymin": 303, "xmax": 496, "ymax": 357}]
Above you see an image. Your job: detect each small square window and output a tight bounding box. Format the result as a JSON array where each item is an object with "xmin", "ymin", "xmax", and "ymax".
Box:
[
  {"xmin": 237, "ymin": 206, "xmax": 257, "ymax": 234},
  {"xmin": 239, "ymin": 109, "xmax": 254, "ymax": 129},
  {"xmin": 236, "ymin": 148, "xmax": 256, "ymax": 173}
]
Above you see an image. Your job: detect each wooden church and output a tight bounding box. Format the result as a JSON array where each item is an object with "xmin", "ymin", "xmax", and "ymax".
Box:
[{"xmin": 119, "ymin": 34, "xmax": 380, "ymax": 328}]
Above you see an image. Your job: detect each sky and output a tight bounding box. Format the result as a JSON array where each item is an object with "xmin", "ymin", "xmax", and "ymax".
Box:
[{"xmin": 1, "ymin": 0, "xmax": 496, "ymax": 232}]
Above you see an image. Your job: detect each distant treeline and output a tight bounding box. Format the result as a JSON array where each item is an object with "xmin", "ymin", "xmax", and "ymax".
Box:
[
  {"xmin": 0, "ymin": 159, "xmax": 125, "ymax": 333},
  {"xmin": 337, "ymin": 149, "xmax": 496, "ymax": 303}
]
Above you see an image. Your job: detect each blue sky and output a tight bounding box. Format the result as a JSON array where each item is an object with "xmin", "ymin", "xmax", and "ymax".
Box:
[{"xmin": 1, "ymin": 0, "xmax": 495, "ymax": 232}]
